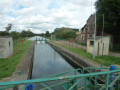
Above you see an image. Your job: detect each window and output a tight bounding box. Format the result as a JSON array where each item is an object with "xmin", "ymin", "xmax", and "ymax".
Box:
[{"xmin": 90, "ymin": 41, "xmax": 94, "ymax": 45}]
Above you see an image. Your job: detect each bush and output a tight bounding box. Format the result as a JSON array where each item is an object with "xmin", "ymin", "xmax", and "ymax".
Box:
[{"xmin": 111, "ymin": 44, "xmax": 120, "ymax": 52}]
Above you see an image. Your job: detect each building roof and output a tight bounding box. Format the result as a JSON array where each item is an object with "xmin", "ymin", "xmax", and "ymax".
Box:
[
  {"xmin": 86, "ymin": 14, "xmax": 94, "ymax": 22},
  {"xmin": 88, "ymin": 36, "xmax": 109, "ymax": 40},
  {"xmin": 81, "ymin": 14, "xmax": 95, "ymax": 31},
  {"xmin": 81, "ymin": 24, "xmax": 87, "ymax": 31}
]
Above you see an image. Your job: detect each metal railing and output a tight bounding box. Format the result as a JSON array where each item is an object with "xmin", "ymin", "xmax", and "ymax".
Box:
[{"xmin": 0, "ymin": 67, "xmax": 120, "ymax": 90}]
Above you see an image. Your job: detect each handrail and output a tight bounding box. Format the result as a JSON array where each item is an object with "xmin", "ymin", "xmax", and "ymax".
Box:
[
  {"xmin": 0, "ymin": 69, "xmax": 120, "ymax": 86},
  {"xmin": 41, "ymin": 68, "xmax": 82, "ymax": 79}
]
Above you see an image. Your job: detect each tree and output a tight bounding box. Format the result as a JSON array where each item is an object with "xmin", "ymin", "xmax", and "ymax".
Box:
[
  {"xmin": 54, "ymin": 27, "xmax": 77, "ymax": 39},
  {"xmin": 21, "ymin": 30, "xmax": 26, "ymax": 39},
  {"xmin": 39, "ymin": 33, "xmax": 45, "ymax": 37},
  {"xmin": 95, "ymin": 0, "xmax": 120, "ymax": 41},
  {"xmin": 45, "ymin": 31, "xmax": 50, "ymax": 37},
  {"xmin": 10, "ymin": 31, "xmax": 20, "ymax": 39},
  {"xmin": 96, "ymin": 0, "xmax": 120, "ymax": 34},
  {"xmin": 5, "ymin": 23, "xmax": 13, "ymax": 32},
  {"xmin": 26, "ymin": 29, "xmax": 34, "ymax": 37},
  {"xmin": 0, "ymin": 31, "xmax": 9, "ymax": 36},
  {"xmin": 20, "ymin": 30, "xmax": 35, "ymax": 39}
]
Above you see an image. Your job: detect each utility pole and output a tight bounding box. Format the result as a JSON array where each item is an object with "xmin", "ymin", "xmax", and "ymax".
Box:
[
  {"xmin": 102, "ymin": 14, "xmax": 104, "ymax": 37},
  {"xmin": 93, "ymin": 13, "xmax": 97, "ymax": 59}
]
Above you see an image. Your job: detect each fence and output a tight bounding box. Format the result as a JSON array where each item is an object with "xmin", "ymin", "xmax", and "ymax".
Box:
[{"xmin": 0, "ymin": 66, "xmax": 120, "ymax": 90}]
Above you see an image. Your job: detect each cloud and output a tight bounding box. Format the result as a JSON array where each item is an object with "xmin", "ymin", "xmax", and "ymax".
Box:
[{"xmin": 0, "ymin": 0, "xmax": 97, "ymax": 33}]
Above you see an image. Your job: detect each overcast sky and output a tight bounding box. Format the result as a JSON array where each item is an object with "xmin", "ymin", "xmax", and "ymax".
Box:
[{"xmin": 0, "ymin": 0, "xmax": 97, "ymax": 33}]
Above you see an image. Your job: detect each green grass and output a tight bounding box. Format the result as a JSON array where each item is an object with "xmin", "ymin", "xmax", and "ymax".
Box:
[
  {"xmin": 0, "ymin": 40, "xmax": 32, "ymax": 80},
  {"xmin": 56, "ymin": 43, "xmax": 120, "ymax": 66},
  {"xmin": 76, "ymin": 42, "xmax": 87, "ymax": 46}
]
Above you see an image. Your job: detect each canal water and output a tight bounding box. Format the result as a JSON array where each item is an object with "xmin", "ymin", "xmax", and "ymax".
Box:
[{"xmin": 29, "ymin": 36, "xmax": 87, "ymax": 89}]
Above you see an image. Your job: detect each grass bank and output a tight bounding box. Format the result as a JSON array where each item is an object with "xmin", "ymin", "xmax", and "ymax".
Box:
[
  {"xmin": 0, "ymin": 40, "xmax": 32, "ymax": 80},
  {"xmin": 56, "ymin": 43, "xmax": 120, "ymax": 66}
]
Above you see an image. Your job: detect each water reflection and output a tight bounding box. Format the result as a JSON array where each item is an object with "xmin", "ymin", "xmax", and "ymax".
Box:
[
  {"xmin": 30, "ymin": 36, "xmax": 88, "ymax": 89},
  {"xmin": 32, "ymin": 42, "xmax": 75, "ymax": 78}
]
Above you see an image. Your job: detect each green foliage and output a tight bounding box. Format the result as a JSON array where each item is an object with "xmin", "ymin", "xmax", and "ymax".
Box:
[
  {"xmin": 10, "ymin": 31, "xmax": 21, "ymax": 39},
  {"xmin": 38, "ymin": 33, "xmax": 45, "ymax": 37},
  {"xmin": 96, "ymin": 0, "xmax": 120, "ymax": 35},
  {"xmin": 5, "ymin": 23, "xmax": 13, "ymax": 32},
  {"xmin": 57, "ymin": 43, "xmax": 120, "ymax": 66},
  {"xmin": 95, "ymin": 55, "xmax": 120, "ymax": 66},
  {"xmin": 0, "ymin": 29, "xmax": 35, "ymax": 39},
  {"xmin": 76, "ymin": 42, "xmax": 87, "ymax": 46},
  {"xmin": 111, "ymin": 44, "xmax": 120, "ymax": 52},
  {"xmin": 54, "ymin": 27, "xmax": 77, "ymax": 39},
  {"xmin": 0, "ymin": 40, "xmax": 32, "ymax": 80},
  {"xmin": 21, "ymin": 29, "xmax": 34, "ymax": 38},
  {"xmin": 45, "ymin": 31, "xmax": 50, "ymax": 37},
  {"xmin": 0, "ymin": 31, "xmax": 9, "ymax": 36}
]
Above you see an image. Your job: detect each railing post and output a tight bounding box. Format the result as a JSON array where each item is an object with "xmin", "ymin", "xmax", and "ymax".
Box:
[
  {"xmin": 84, "ymin": 77, "xmax": 87, "ymax": 90},
  {"xmin": 94, "ymin": 75, "xmax": 97, "ymax": 89},
  {"xmin": 101, "ymin": 64, "xmax": 103, "ymax": 68},
  {"xmin": 74, "ymin": 71, "xmax": 76, "ymax": 75},
  {"xmin": 18, "ymin": 71, "xmax": 21, "ymax": 76},
  {"xmin": 13, "ymin": 87, "xmax": 18, "ymax": 90},
  {"xmin": 105, "ymin": 73, "xmax": 109, "ymax": 90},
  {"xmin": 115, "ymin": 79, "xmax": 119, "ymax": 90},
  {"xmin": 13, "ymin": 71, "xmax": 21, "ymax": 90},
  {"xmin": 89, "ymin": 69, "xmax": 92, "ymax": 86}
]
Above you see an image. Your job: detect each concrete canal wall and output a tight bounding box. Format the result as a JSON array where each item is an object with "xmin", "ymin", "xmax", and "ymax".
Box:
[
  {"xmin": 48, "ymin": 42, "xmax": 102, "ymax": 70},
  {"xmin": 0, "ymin": 42, "xmax": 35, "ymax": 90},
  {"xmin": 48, "ymin": 42, "xmax": 107, "ymax": 84}
]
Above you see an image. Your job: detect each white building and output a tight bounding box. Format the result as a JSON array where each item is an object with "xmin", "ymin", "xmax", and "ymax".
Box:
[
  {"xmin": 0, "ymin": 37, "xmax": 13, "ymax": 58},
  {"xmin": 87, "ymin": 36, "xmax": 110, "ymax": 56}
]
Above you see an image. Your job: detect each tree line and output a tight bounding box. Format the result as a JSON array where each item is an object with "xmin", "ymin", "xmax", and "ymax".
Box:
[
  {"xmin": 0, "ymin": 23, "xmax": 52, "ymax": 39},
  {"xmin": 95, "ymin": 0, "xmax": 120, "ymax": 51},
  {"xmin": 53, "ymin": 27, "xmax": 78, "ymax": 40}
]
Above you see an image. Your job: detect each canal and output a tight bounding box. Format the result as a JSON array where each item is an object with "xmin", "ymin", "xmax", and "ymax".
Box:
[{"xmin": 29, "ymin": 36, "xmax": 86, "ymax": 89}]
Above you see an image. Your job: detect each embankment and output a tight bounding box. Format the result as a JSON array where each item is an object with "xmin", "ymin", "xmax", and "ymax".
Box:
[
  {"xmin": 48, "ymin": 42, "xmax": 101, "ymax": 69},
  {"xmin": 0, "ymin": 42, "xmax": 35, "ymax": 89},
  {"xmin": 48, "ymin": 42, "xmax": 106, "ymax": 84}
]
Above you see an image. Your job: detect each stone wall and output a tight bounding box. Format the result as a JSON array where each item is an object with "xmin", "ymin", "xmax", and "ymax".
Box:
[{"xmin": 0, "ymin": 37, "xmax": 13, "ymax": 58}]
